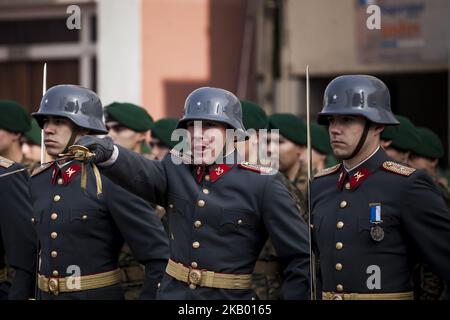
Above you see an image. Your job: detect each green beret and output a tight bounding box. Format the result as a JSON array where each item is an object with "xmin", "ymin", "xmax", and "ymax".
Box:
[
  {"xmin": 267, "ymin": 113, "xmax": 307, "ymax": 146},
  {"xmin": 151, "ymin": 118, "xmax": 179, "ymax": 149},
  {"xmin": 241, "ymin": 100, "xmax": 267, "ymax": 130},
  {"xmin": 0, "ymin": 100, "xmax": 31, "ymax": 133},
  {"xmin": 24, "ymin": 118, "xmax": 42, "ymax": 146},
  {"xmin": 312, "ymin": 123, "xmax": 332, "ymax": 154},
  {"xmin": 411, "ymin": 127, "xmax": 444, "ymax": 159},
  {"xmin": 381, "ymin": 115, "xmax": 419, "ymax": 151},
  {"xmin": 105, "ymin": 102, "xmax": 153, "ymax": 132}
]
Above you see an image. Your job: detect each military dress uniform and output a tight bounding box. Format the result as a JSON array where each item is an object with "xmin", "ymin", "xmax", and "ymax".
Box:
[
  {"xmin": 30, "ymin": 160, "xmax": 169, "ymax": 299},
  {"xmin": 311, "ymin": 147, "xmax": 450, "ymax": 299},
  {"xmin": 0, "ymin": 156, "xmax": 36, "ymax": 300},
  {"xmin": 97, "ymin": 146, "xmax": 310, "ymax": 300},
  {"xmin": 252, "ymin": 172, "xmax": 307, "ymax": 300}
]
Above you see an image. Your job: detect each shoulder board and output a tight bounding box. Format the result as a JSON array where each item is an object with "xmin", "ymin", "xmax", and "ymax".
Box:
[
  {"xmin": 382, "ymin": 161, "xmax": 416, "ymax": 177},
  {"xmin": 314, "ymin": 164, "xmax": 342, "ymax": 178},
  {"xmin": 0, "ymin": 156, "xmax": 14, "ymax": 168},
  {"xmin": 239, "ymin": 162, "xmax": 275, "ymax": 175},
  {"xmin": 169, "ymin": 149, "xmax": 193, "ymax": 164},
  {"xmin": 31, "ymin": 162, "xmax": 53, "ymax": 177}
]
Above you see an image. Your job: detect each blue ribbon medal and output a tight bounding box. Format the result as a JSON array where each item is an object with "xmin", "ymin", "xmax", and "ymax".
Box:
[{"xmin": 369, "ymin": 203, "xmax": 384, "ymax": 242}]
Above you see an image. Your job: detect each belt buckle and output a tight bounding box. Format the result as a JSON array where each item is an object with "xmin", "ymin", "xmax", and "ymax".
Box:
[
  {"xmin": 48, "ymin": 277, "xmax": 60, "ymax": 295},
  {"xmin": 332, "ymin": 293, "xmax": 343, "ymax": 300},
  {"xmin": 188, "ymin": 268, "xmax": 202, "ymax": 286}
]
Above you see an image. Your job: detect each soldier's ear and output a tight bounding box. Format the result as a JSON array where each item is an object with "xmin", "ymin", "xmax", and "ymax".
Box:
[{"xmin": 373, "ymin": 125, "xmax": 385, "ymax": 136}]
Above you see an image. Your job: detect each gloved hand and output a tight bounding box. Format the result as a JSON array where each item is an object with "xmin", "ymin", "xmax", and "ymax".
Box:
[{"xmin": 75, "ymin": 136, "xmax": 115, "ymax": 164}]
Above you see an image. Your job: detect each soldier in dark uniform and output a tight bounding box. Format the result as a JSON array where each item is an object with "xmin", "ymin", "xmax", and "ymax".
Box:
[
  {"xmin": 104, "ymin": 102, "xmax": 157, "ymax": 300},
  {"xmin": 240, "ymin": 100, "xmax": 305, "ymax": 300},
  {"xmin": 0, "ymin": 100, "xmax": 38, "ymax": 171},
  {"xmin": 0, "ymin": 156, "xmax": 36, "ymax": 300},
  {"xmin": 311, "ymin": 75, "xmax": 450, "ymax": 300},
  {"xmin": 409, "ymin": 126, "xmax": 450, "ymax": 300},
  {"xmin": 30, "ymin": 85, "xmax": 169, "ymax": 300},
  {"xmin": 77, "ymin": 87, "xmax": 310, "ymax": 300}
]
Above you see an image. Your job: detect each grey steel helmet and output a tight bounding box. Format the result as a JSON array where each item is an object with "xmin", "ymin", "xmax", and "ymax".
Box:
[
  {"xmin": 317, "ymin": 75, "xmax": 399, "ymax": 126},
  {"xmin": 177, "ymin": 87, "xmax": 249, "ymax": 140},
  {"xmin": 32, "ymin": 84, "xmax": 107, "ymax": 134}
]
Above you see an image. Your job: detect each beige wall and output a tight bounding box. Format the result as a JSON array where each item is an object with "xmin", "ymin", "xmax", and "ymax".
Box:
[
  {"xmin": 286, "ymin": 0, "xmax": 449, "ymax": 76},
  {"xmin": 141, "ymin": 0, "xmax": 248, "ymax": 120},
  {"xmin": 141, "ymin": 0, "xmax": 210, "ymax": 120}
]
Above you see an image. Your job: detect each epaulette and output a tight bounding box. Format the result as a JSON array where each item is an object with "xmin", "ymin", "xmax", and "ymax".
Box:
[
  {"xmin": 314, "ymin": 163, "xmax": 342, "ymax": 178},
  {"xmin": 0, "ymin": 156, "xmax": 14, "ymax": 168},
  {"xmin": 31, "ymin": 162, "xmax": 53, "ymax": 177},
  {"xmin": 169, "ymin": 149, "xmax": 193, "ymax": 164},
  {"xmin": 238, "ymin": 162, "xmax": 275, "ymax": 175},
  {"xmin": 382, "ymin": 161, "xmax": 416, "ymax": 176}
]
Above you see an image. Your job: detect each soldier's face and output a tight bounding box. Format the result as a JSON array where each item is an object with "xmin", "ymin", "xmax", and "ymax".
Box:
[
  {"xmin": 149, "ymin": 138, "xmax": 170, "ymax": 160},
  {"xmin": 409, "ymin": 154, "xmax": 438, "ymax": 176},
  {"xmin": 43, "ymin": 116, "xmax": 84, "ymax": 157},
  {"xmin": 269, "ymin": 132, "xmax": 305, "ymax": 173},
  {"xmin": 106, "ymin": 121, "xmax": 146, "ymax": 152},
  {"xmin": 186, "ymin": 121, "xmax": 227, "ymax": 164},
  {"xmin": 0, "ymin": 129, "xmax": 20, "ymax": 155},
  {"xmin": 384, "ymin": 147, "xmax": 410, "ymax": 163},
  {"xmin": 328, "ymin": 115, "xmax": 368, "ymax": 159}
]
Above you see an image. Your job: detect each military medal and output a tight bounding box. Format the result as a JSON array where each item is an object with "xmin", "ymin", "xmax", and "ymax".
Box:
[
  {"xmin": 369, "ymin": 203, "xmax": 384, "ymax": 242},
  {"xmin": 370, "ymin": 225, "xmax": 384, "ymax": 242}
]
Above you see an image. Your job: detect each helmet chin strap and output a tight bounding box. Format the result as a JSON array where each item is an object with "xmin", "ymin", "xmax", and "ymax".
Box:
[
  {"xmin": 342, "ymin": 120, "xmax": 371, "ymax": 161},
  {"xmin": 62, "ymin": 128, "xmax": 79, "ymax": 154}
]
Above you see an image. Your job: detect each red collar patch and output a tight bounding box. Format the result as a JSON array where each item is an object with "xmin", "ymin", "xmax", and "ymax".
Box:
[
  {"xmin": 62, "ymin": 163, "xmax": 81, "ymax": 183},
  {"xmin": 209, "ymin": 164, "xmax": 233, "ymax": 182},
  {"xmin": 348, "ymin": 168, "xmax": 371, "ymax": 190}
]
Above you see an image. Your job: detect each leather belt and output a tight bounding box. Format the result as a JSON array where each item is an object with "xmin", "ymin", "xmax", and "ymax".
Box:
[
  {"xmin": 38, "ymin": 269, "xmax": 121, "ymax": 295},
  {"xmin": 166, "ymin": 259, "xmax": 252, "ymax": 290},
  {"xmin": 322, "ymin": 291, "xmax": 414, "ymax": 300}
]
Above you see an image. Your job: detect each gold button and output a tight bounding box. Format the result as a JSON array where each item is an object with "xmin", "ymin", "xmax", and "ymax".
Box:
[
  {"xmin": 52, "ymin": 270, "xmax": 59, "ymax": 277},
  {"xmin": 51, "ymin": 213, "xmax": 58, "ymax": 220},
  {"xmin": 194, "ymin": 220, "xmax": 202, "ymax": 228},
  {"xmin": 192, "ymin": 241, "xmax": 200, "ymax": 249},
  {"xmin": 339, "ymin": 200, "xmax": 347, "ymax": 208},
  {"xmin": 53, "ymin": 195, "xmax": 61, "ymax": 202},
  {"xmin": 31, "ymin": 217, "xmax": 36, "ymax": 224},
  {"xmin": 169, "ymin": 204, "xmax": 174, "ymax": 209},
  {"xmin": 197, "ymin": 200, "xmax": 205, "ymax": 207},
  {"xmin": 191, "ymin": 262, "xmax": 198, "ymax": 268},
  {"xmin": 189, "ymin": 283, "xmax": 196, "ymax": 290},
  {"xmin": 202, "ymin": 188, "xmax": 209, "ymax": 194},
  {"xmin": 337, "ymin": 221, "xmax": 344, "ymax": 229},
  {"xmin": 51, "ymin": 251, "xmax": 58, "ymax": 258},
  {"xmin": 51, "ymin": 232, "xmax": 58, "ymax": 239},
  {"xmin": 336, "ymin": 284, "xmax": 344, "ymax": 292},
  {"xmin": 204, "ymin": 175, "xmax": 210, "ymax": 182},
  {"xmin": 82, "ymin": 214, "xmax": 88, "ymax": 220},
  {"xmin": 336, "ymin": 263, "xmax": 343, "ymax": 271},
  {"xmin": 157, "ymin": 282, "xmax": 161, "ymax": 288},
  {"xmin": 57, "ymin": 178, "xmax": 64, "ymax": 185},
  {"xmin": 336, "ymin": 242, "xmax": 343, "ymax": 250},
  {"xmin": 237, "ymin": 219, "xmax": 243, "ymax": 225},
  {"xmin": 344, "ymin": 182, "xmax": 351, "ymax": 190}
]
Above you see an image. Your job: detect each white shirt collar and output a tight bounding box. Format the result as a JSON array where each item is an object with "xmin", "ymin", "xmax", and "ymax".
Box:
[{"xmin": 344, "ymin": 145, "xmax": 380, "ymax": 172}]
